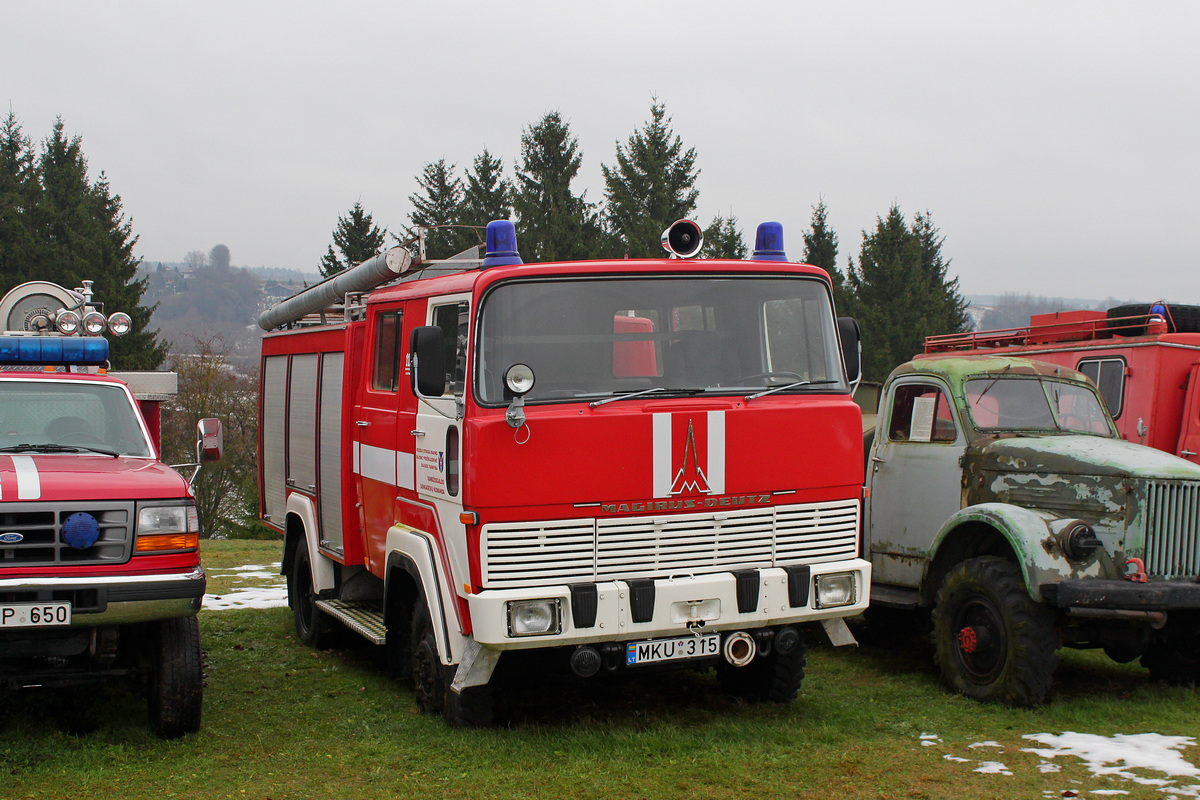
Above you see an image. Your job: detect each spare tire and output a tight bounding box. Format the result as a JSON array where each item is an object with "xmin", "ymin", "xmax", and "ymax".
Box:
[{"xmin": 1106, "ymin": 303, "xmax": 1200, "ymax": 335}]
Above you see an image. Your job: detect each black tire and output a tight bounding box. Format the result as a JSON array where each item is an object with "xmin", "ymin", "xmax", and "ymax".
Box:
[
  {"xmin": 717, "ymin": 631, "xmax": 807, "ymax": 703},
  {"xmin": 288, "ymin": 545, "xmax": 329, "ymax": 648},
  {"xmin": 444, "ymin": 679, "xmax": 495, "ymax": 728},
  {"xmin": 411, "ymin": 600, "xmax": 445, "ymax": 716},
  {"xmin": 1107, "ymin": 303, "xmax": 1200, "ymax": 335},
  {"xmin": 147, "ymin": 615, "xmax": 203, "ymax": 739},
  {"xmin": 385, "ymin": 590, "xmax": 413, "ymax": 681},
  {"xmin": 1141, "ymin": 619, "xmax": 1200, "ymax": 685},
  {"xmin": 931, "ymin": 557, "xmax": 1056, "ymax": 707}
]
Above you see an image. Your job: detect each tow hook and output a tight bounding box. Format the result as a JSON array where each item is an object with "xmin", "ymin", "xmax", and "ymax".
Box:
[{"xmin": 1124, "ymin": 557, "xmax": 1149, "ymax": 583}]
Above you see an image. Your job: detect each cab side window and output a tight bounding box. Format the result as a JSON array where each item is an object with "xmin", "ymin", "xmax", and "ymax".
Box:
[
  {"xmin": 889, "ymin": 383, "xmax": 957, "ymax": 443},
  {"xmin": 1077, "ymin": 357, "xmax": 1125, "ymax": 419},
  {"xmin": 431, "ymin": 302, "xmax": 469, "ymax": 397},
  {"xmin": 371, "ymin": 310, "xmax": 402, "ymax": 391}
]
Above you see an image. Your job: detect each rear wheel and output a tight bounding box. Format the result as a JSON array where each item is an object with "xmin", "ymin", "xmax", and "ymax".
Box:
[
  {"xmin": 717, "ymin": 630, "xmax": 807, "ymax": 702},
  {"xmin": 147, "ymin": 616, "xmax": 203, "ymax": 739},
  {"xmin": 288, "ymin": 545, "xmax": 329, "ymax": 648},
  {"xmin": 932, "ymin": 557, "xmax": 1056, "ymax": 707}
]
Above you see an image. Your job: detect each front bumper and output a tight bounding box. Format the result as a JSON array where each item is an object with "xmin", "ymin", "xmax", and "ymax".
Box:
[
  {"xmin": 0, "ymin": 567, "xmax": 206, "ymax": 626},
  {"xmin": 468, "ymin": 560, "xmax": 871, "ymax": 650},
  {"xmin": 1042, "ymin": 579, "xmax": 1200, "ymax": 611}
]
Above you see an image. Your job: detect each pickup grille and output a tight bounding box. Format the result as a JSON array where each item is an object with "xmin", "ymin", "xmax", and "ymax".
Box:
[
  {"xmin": 0, "ymin": 502, "xmax": 133, "ymax": 567},
  {"xmin": 481, "ymin": 499, "xmax": 860, "ymax": 589},
  {"xmin": 1143, "ymin": 481, "xmax": 1200, "ymax": 579}
]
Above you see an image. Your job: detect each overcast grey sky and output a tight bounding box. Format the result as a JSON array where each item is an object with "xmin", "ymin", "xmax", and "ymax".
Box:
[{"xmin": 5, "ymin": 1, "xmax": 1197, "ymax": 302}]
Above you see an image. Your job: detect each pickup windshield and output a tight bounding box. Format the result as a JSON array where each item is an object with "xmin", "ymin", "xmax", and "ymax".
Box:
[
  {"xmin": 0, "ymin": 379, "xmax": 153, "ymax": 457},
  {"xmin": 964, "ymin": 377, "xmax": 1115, "ymax": 436},
  {"xmin": 475, "ymin": 276, "xmax": 845, "ymax": 404}
]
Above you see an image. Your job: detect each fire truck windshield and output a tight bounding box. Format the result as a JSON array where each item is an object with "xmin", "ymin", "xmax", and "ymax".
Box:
[
  {"xmin": 0, "ymin": 379, "xmax": 153, "ymax": 457},
  {"xmin": 475, "ymin": 276, "xmax": 845, "ymax": 405}
]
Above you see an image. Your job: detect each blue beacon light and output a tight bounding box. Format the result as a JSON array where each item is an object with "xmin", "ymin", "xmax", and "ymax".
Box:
[
  {"xmin": 751, "ymin": 221, "xmax": 788, "ymax": 262},
  {"xmin": 0, "ymin": 334, "xmax": 109, "ymax": 365},
  {"xmin": 481, "ymin": 220, "xmax": 523, "ymax": 267}
]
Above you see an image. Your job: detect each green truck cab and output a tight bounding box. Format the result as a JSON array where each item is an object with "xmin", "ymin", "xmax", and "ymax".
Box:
[{"xmin": 864, "ymin": 355, "xmax": 1200, "ymax": 705}]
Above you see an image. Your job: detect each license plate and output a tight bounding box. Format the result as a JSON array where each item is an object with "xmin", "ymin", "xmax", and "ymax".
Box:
[
  {"xmin": 0, "ymin": 602, "xmax": 72, "ymax": 629},
  {"xmin": 626, "ymin": 633, "xmax": 720, "ymax": 666}
]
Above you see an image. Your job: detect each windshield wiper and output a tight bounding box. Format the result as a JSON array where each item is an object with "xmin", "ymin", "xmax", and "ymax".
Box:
[
  {"xmin": 974, "ymin": 364, "xmax": 1012, "ymax": 402},
  {"xmin": 745, "ymin": 379, "xmax": 836, "ymax": 402},
  {"xmin": 589, "ymin": 386, "xmax": 705, "ymax": 408},
  {"xmin": 0, "ymin": 443, "xmax": 120, "ymax": 457}
]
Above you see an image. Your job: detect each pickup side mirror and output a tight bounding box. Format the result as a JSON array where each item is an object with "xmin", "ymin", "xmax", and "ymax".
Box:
[
  {"xmin": 837, "ymin": 316, "xmax": 862, "ymax": 384},
  {"xmin": 410, "ymin": 325, "xmax": 446, "ymax": 398},
  {"xmin": 197, "ymin": 418, "xmax": 223, "ymax": 463}
]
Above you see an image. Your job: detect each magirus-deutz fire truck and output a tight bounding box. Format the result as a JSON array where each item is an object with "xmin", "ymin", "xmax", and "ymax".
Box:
[
  {"xmin": 0, "ymin": 279, "xmax": 222, "ymax": 738},
  {"xmin": 258, "ymin": 219, "xmax": 871, "ymax": 726}
]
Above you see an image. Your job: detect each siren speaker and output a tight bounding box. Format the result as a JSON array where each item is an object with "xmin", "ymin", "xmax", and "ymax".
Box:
[{"xmin": 661, "ymin": 219, "xmax": 704, "ymax": 258}]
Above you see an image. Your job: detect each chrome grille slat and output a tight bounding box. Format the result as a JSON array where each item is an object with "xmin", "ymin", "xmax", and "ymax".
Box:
[
  {"xmin": 1144, "ymin": 481, "xmax": 1200, "ymax": 579},
  {"xmin": 481, "ymin": 499, "xmax": 859, "ymax": 589}
]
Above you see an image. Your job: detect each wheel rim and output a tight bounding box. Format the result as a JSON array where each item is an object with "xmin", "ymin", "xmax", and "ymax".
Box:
[
  {"xmin": 413, "ymin": 636, "xmax": 442, "ymax": 713},
  {"xmin": 952, "ymin": 594, "xmax": 1008, "ymax": 684}
]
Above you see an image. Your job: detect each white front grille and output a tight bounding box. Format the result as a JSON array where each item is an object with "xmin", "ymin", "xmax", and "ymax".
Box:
[
  {"xmin": 1144, "ymin": 481, "xmax": 1200, "ymax": 579},
  {"xmin": 481, "ymin": 499, "xmax": 860, "ymax": 589}
]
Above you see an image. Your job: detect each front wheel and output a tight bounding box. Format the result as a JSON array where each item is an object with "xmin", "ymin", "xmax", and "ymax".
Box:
[
  {"xmin": 717, "ymin": 630, "xmax": 807, "ymax": 702},
  {"xmin": 410, "ymin": 600, "xmax": 493, "ymax": 726},
  {"xmin": 931, "ymin": 557, "xmax": 1056, "ymax": 707},
  {"xmin": 288, "ymin": 545, "xmax": 329, "ymax": 648},
  {"xmin": 147, "ymin": 615, "xmax": 203, "ymax": 739}
]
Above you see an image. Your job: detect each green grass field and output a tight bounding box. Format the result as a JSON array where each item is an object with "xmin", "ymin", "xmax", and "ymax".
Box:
[{"xmin": 1, "ymin": 539, "xmax": 1196, "ymax": 799}]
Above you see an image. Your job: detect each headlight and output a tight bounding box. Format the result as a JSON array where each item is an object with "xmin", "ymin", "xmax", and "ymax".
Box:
[
  {"xmin": 135, "ymin": 504, "xmax": 200, "ymax": 552},
  {"xmin": 507, "ymin": 598, "xmax": 561, "ymax": 637},
  {"xmin": 814, "ymin": 573, "xmax": 857, "ymax": 609},
  {"xmin": 82, "ymin": 311, "xmax": 107, "ymax": 335}
]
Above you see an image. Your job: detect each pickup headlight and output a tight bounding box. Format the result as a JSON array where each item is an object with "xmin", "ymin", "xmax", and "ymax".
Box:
[
  {"xmin": 814, "ymin": 572, "xmax": 857, "ymax": 609},
  {"xmin": 135, "ymin": 503, "xmax": 200, "ymax": 553},
  {"xmin": 507, "ymin": 599, "xmax": 561, "ymax": 637}
]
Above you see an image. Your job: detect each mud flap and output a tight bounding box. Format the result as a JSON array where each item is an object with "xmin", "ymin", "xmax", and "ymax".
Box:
[
  {"xmin": 821, "ymin": 617, "xmax": 859, "ymax": 647},
  {"xmin": 450, "ymin": 636, "xmax": 502, "ymax": 691}
]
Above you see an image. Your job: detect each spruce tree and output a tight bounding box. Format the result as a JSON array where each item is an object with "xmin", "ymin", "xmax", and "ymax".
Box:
[
  {"xmin": 407, "ymin": 159, "xmax": 475, "ymax": 260},
  {"xmin": 512, "ymin": 111, "xmax": 606, "ymax": 262},
  {"xmin": 802, "ymin": 199, "xmax": 847, "ymax": 306},
  {"xmin": 318, "ymin": 201, "xmax": 387, "ymax": 278},
  {"xmin": 461, "ymin": 149, "xmax": 511, "ymax": 227},
  {"xmin": 845, "ymin": 205, "xmax": 968, "ymax": 382},
  {"xmin": 703, "ymin": 214, "xmax": 747, "ymax": 259},
  {"xmin": 0, "ymin": 112, "xmax": 42, "ymax": 287},
  {"xmin": 602, "ymin": 100, "xmax": 700, "ymax": 257}
]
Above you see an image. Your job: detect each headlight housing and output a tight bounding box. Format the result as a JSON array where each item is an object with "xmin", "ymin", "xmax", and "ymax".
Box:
[
  {"xmin": 507, "ymin": 598, "xmax": 561, "ymax": 637},
  {"xmin": 135, "ymin": 503, "xmax": 200, "ymax": 552},
  {"xmin": 814, "ymin": 572, "xmax": 857, "ymax": 609}
]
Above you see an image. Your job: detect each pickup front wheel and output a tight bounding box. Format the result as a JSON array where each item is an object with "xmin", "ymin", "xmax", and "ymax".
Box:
[{"xmin": 932, "ymin": 557, "xmax": 1056, "ymax": 707}]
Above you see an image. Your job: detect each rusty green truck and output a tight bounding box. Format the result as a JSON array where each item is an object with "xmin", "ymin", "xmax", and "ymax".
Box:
[{"xmin": 864, "ymin": 355, "xmax": 1200, "ymax": 706}]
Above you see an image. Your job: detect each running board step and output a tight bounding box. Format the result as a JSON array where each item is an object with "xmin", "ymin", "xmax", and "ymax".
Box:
[{"xmin": 315, "ymin": 599, "xmax": 387, "ymax": 645}]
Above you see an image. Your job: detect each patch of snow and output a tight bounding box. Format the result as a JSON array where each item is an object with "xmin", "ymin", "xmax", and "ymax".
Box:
[
  {"xmin": 921, "ymin": 733, "xmax": 943, "ymax": 746},
  {"xmin": 974, "ymin": 761, "xmax": 1013, "ymax": 776},
  {"xmin": 970, "ymin": 741, "xmax": 1003, "ymax": 749},
  {"xmin": 944, "ymin": 755, "xmax": 972, "ymax": 763},
  {"xmin": 1038, "ymin": 762, "xmax": 1063, "ymax": 773},
  {"xmin": 1022, "ymin": 732, "xmax": 1199, "ymax": 780}
]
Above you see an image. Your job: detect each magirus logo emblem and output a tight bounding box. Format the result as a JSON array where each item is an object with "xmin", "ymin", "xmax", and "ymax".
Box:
[
  {"xmin": 0, "ymin": 532, "xmax": 24, "ymax": 544},
  {"xmin": 653, "ymin": 411, "xmax": 725, "ymax": 498}
]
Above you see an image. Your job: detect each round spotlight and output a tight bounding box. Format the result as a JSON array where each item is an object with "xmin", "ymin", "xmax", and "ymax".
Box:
[
  {"xmin": 82, "ymin": 310, "xmax": 107, "ymax": 335},
  {"xmin": 107, "ymin": 312, "xmax": 132, "ymax": 336},
  {"xmin": 55, "ymin": 309, "xmax": 81, "ymax": 334},
  {"xmin": 504, "ymin": 363, "xmax": 535, "ymax": 396}
]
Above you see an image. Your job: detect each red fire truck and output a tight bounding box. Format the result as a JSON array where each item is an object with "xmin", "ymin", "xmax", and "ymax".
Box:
[
  {"xmin": 924, "ymin": 302, "xmax": 1200, "ymax": 465},
  {"xmin": 258, "ymin": 219, "xmax": 871, "ymax": 726},
  {"xmin": 0, "ymin": 279, "xmax": 222, "ymax": 737}
]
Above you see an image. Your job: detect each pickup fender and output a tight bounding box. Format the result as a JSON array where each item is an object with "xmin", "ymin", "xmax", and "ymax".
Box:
[
  {"xmin": 285, "ymin": 492, "xmax": 336, "ymax": 593},
  {"xmin": 385, "ymin": 524, "xmax": 467, "ymax": 666},
  {"xmin": 924, "ymin": 502, "xmax": 1104, "ymax": 604}
]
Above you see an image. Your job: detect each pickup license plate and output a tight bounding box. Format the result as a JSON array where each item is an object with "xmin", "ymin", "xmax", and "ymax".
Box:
[
  {"xmin": 0, "ymin": 602, "xmax": 72, "ymax": 629},
  {"xmin": 626, "ymin": 633, "xmax": 720, "ymax": 666}
]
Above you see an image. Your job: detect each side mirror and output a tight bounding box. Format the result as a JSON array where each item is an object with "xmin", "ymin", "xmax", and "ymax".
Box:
[
  {"xmin": 410, "ymin": 325, "xmax": 446, "ymax": 397},
  {"xmin": 197, "ymin": 418, "xmax": 223, "ymax": 463},
  {"xmin": 837, "ymin": 316, "xmax": 862, "ymax": 384}
]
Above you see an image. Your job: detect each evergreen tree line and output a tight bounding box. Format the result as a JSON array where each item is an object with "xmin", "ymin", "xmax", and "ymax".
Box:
[
  {"xmin": 324, "ymin": 100, "xmax": 968, "ymax": 382},
  {"xmin": 0, "ymin": 112, "xmax": 165, "ymax": 369}
]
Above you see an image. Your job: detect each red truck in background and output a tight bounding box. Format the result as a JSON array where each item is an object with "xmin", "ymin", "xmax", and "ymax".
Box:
[
  {"xmin": 257, "ymin": 219, "xmax": 871, "ymax": 726},
  {"xmin": 924, "ymin": 302, "xmax": 1200, "ymax": 465},
  {"xmin": 0, "ymin": 279, "xmax": 222, "ymax": 738}
]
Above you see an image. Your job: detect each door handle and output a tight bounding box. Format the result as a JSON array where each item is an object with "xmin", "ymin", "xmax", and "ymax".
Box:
[
  {"xmin": 1183, "ymin": 449, "xmax": 1197, "ymax": 457},
  {"xmin": 355, "ymin": 420, "xmax": 369, "ymax": 427},
  {"xmin": 411, "ymin": 430, "xmax": 426, "ymax": 437}
]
